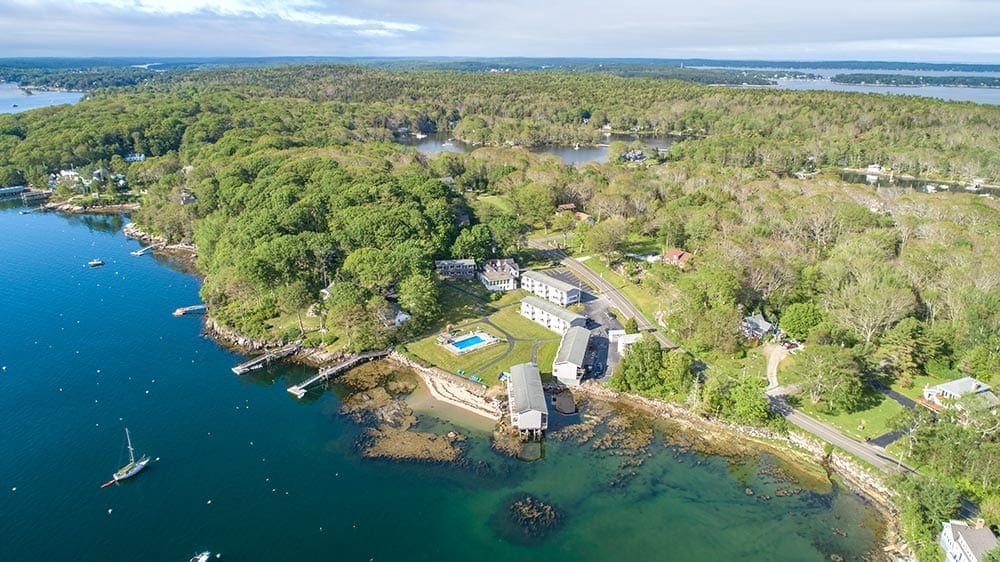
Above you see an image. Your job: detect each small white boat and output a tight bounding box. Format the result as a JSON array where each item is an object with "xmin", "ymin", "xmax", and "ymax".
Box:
[
  {"xmin": 414, "ymin": 132, "xmax": 427, "ymax": 139},
  {"xmin": 189, "ymin": 552, "xmax": 211, "ymax": 562},
  {"xmin": 87, "ymin": 259, "xmax": 105, "ymax": 267}
]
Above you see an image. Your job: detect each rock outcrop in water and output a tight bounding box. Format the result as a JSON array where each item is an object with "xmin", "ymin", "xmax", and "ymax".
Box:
[
  {"xmin": 340, "ymin": 363, "xmax": 465, "ymax": 463},
  {"xmin": 507, "ymin": 494, "xmax": 563, "ymax": 539}
]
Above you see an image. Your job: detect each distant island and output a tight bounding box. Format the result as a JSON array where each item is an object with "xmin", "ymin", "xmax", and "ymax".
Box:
[{"xmin": 832, "ymin": 73, "xmax": 1000, "ymax": 89}]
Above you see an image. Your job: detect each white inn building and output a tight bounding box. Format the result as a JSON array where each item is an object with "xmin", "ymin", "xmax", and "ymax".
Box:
[
  {"xmin": 478, "ymin": 258, "xmax": 520, "ymax": 292},
  {"xmin": 520, "ymin": 270, "xmax": 581, "ymax": 306},
  {"xmin": 520, "ymin": 296, "xmax": 587, "ymax": 335},
  {"xmin": 552, "ymin": 326, "xmax": 590, "ymax": 387}
]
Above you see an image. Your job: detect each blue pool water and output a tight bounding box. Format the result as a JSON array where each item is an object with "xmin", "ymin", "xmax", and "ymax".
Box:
[{"xmin": 451, "ymin": 334, "xmax": 485, "ymax": 350}]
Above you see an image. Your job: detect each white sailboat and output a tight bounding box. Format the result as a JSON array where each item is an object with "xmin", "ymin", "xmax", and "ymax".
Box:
[{"xmin": 101, "ymin": 428, "xmax": 150, "ymax": 487}]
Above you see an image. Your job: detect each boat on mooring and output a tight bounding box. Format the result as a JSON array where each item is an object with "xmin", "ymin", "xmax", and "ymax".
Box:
[
  {"xmin": 87, "ymin": 259, "xmax": 105, "ymax": 267},
  {"xmin": 100, "ymin": 427, "xmax": 150, "ymax": 488}
]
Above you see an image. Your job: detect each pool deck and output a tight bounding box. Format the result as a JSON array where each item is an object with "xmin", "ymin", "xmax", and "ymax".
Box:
[{"xmin": 442, "ymin": 330, "xmax": 501, "ymax": 355}]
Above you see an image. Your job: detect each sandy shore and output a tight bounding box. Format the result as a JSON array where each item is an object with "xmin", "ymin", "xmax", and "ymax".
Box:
[{"xmin": 389, "ymin": 352, "xmax": 500, "ymax": 422}]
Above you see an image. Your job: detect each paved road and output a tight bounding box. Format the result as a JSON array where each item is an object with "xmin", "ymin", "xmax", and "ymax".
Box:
[
  {"xmin": 766, "ymin": 387, "xmax": 915, "ymax": 474},
  {"xmin": 527, "ymin": 241, "xmax": 676, "ymax": 349},
  {"xmin": 529, "ymin": 244, "xmax": 932, "ymax": 482}
]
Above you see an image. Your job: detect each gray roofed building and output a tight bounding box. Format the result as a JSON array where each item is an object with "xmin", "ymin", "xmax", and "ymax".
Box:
[
  {"xmin": 741, "ymin": 314, "xmax": 775, "ymax": 340},
  {"xmin": 553, "ymin": 326, "xmax": 590, "ymax": 386},
  {"xmin": 435, "ymin": 259, "xmax": 476, "ymax": 280},
  {"xmin": 520, "ymin": 296, "xmax": 587, "ymax": 335},
  {"xmin": 520, "ymin": 270, "xmax": 581, "ymax": 306},
  {"xmin": 940, "ymin": 520, "xmax": 997, "ymax": 562},
  {"xmin": 922, "ymin": 377, "xmax": 999, "ymax": 412},
  {"xmin": 507, "ymin": 363, "xmax": 548, "ymax": 434}
]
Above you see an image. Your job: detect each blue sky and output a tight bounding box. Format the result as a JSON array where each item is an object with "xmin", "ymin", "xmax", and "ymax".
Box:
[{"xmin": 2, "ymin": 0, "xmax": 999, "ymax": 62}]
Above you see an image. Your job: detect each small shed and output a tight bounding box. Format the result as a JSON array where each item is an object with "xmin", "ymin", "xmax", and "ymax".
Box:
[{"xmin": 507, "ymin": 363, "xmax": 548, "ymax": 437}]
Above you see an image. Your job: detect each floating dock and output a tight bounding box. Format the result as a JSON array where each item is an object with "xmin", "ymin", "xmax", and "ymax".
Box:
[
  {"xmin": 173, "ymin": 304, "xmax": 207, "ymax": 316},
  {"xmin": 287, "ymin": 350, "xmax": 390, "ymax": 399},
  {"xmin": 131, "ymin": 242, "xmax": 166, "ymax": 256},
  {"xmin": 231, "ymin": 341, "xmax": 301, "ymax": 375}
]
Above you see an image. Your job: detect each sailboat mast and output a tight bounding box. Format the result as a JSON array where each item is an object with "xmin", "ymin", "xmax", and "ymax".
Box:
[{"xmin": 125, "ymin": 428, "xmax": 135, "ymax": 464}]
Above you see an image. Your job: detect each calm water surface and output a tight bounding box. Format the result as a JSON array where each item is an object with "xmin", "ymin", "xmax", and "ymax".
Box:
[
  {"xmin": 0, "ymin": 205, "xmax": 883, "ymax": 561},
  {"xmin": 0, "ymin": 82, "xmax": 84, "ymax": 114},
  {"xmin": 398, "ymin": 132, "xmax": 673, "ymax": 165}
]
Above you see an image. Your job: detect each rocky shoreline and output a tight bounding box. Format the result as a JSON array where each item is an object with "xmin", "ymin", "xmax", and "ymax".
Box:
[
  {"xmin": 567, "ymin": 382, "xmax": 911, "ymax": 561},
  {"xmin": 46, "ymin": 200, "xmax": 141, "ymax": 214},
  {"xmin": 117, "ymin": 216, "xmax": 908, "ymax": 559}
]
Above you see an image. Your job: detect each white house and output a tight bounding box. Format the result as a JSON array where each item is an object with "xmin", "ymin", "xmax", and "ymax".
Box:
[
  {"xmin": 520, "ymin": 270, "xmax": 581, "ymax": 306},
  {"xmin": 479, "ymin": 258, "xmax": 520, "ymax": 292},
  {"xmin": 553, "ymin": 326, "xmax": 590, "ymax": 386},
  {"xmin": 507, "ymin": 363, "xmax": 548, "ymax": 435},
  {"xmin": 616, "ymin": 332, "xmax": 644, "ymax": 356},
  {"xmin": 939, "ymin": 520, "xmax": 997, "ymax": 562},
  {"xmin": 435, "ymin": 259, "xmax": 476, "ymax": 280},
  {"xmin": 922, "ymin": 377, "xmax": 999, "ymax": 413},
  {"xmin": 520, "ymin": 296, "xmax": 587, "ymax": 335}
]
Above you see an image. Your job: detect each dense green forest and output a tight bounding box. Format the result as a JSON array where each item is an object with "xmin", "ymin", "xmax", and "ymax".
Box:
[{"xmin": 1, "ymin": 64, "xmax": 999, "ymax": 559}]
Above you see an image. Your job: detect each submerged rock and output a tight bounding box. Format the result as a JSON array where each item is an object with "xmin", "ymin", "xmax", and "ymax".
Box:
[
  {"xmin": 361, "ymin": 426, "xmax": 464, "ymax": 462},
  {"xmin": 502, "ymin": 494, "xmax": 563, "ymax": 541}
]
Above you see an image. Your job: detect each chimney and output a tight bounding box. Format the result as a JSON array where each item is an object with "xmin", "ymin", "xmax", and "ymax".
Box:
[{"xmin": 976, "ymin": 518, "xmax": 986, "ymax": 529}]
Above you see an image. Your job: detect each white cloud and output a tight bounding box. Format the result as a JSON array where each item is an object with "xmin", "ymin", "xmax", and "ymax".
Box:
[{"xmin": 71, "ymin": 0, "xmax": 420, "ymax": 31}]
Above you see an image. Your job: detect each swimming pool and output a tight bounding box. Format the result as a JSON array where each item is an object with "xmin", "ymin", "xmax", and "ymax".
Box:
[{"xmin": 451, "ymin": 334, "xmax": 485, "ymax": 350}]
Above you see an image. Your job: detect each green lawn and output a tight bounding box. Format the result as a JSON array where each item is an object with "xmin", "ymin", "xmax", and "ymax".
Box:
[
  {"xmin": 404, "ymin": 325, "xmax": 509, "ymax": 376},
  {"xmin": 536, "ymin": 341, "xmax": 560, "ymax": 379},
  {"xmin": 890, "ymin": 374, "xmax": 942, "ymax": 401},
  {"xmin": 623, "ymin": 234, "xmax": 660, "ymax": 256},
  {"xmin": 490, "ymin": 305, "xmax": 562, "ymax": 340},
  {"xmin": 476, "ymin": 194, "xmax": 514, "ymax": 214},
  {"xmin": 581, "ymin": 257, "xmax": 660, "ymax": 323},
  {"xmin": 791, "ymin": 389, "xmax": 908, "ymax": 442}
]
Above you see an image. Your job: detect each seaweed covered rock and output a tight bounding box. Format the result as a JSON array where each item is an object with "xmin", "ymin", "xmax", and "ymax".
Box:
[{"xmin": 507, "ymin": 494, "xmax": 562, "ymax": 539}]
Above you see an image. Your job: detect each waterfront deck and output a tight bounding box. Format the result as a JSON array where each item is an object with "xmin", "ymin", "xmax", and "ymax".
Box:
[
  {"xmin": 287, "ymin": 349, "xmax": 390, "ymax": 399},
  {"xmin": 173, "ymin": 304, "xmax": 207, "ymax": 316},
  {"xmin": 231, "ymin": 341, "xmax": 301, "ymax": 375},
  {"xmin": 132, "ymin": 242, "xmax": 165, "ymax": 256}
]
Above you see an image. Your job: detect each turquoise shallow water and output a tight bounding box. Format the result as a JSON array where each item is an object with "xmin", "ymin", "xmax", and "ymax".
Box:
[{"xmin": 0, "ymin": 205, "xmax": 883, "ymax": 561}]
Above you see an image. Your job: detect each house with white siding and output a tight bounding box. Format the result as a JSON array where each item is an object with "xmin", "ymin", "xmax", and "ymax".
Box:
[
  {"xmin": 520, "ymin": 270, "xmax": 581, "ymax": 306},
  {"xmin": 939, "ymin": 520, "xmax": 997, "ymax": 562},
  {"xmin": 921, "ymin": 377, "xmax": 999, "ymax": 414},
  {"xmin": 479, "ymin": 258, "xmax": 520, "ymax": 292},
  {"xmin": 520, "ymin": 296, "xmax": 587, "ymax": 335},
  {"xmin": 552, "ymin": 326, "xmax": 590, "ymax": 386},
  {"xmin": 507, "ymin": 363, "xmax": 548, "ymax": 436}
]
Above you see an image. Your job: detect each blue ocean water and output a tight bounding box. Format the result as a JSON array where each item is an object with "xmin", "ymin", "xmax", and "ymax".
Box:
[{"xmin": 0, "ymin": 205, "xmax": 883, "ymax": 562}]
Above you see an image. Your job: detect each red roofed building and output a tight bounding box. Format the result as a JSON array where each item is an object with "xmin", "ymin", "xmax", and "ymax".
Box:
[{"xmin": 662, "ymin": 248, "xmax": 693, "ymax": 267}]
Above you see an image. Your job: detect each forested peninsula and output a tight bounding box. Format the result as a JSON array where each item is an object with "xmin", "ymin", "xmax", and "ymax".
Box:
[
  {"xmin": 833, "ymin": 73, "xmax": 1000, "ymax": 89},
  {"xmin": 2, "ymin": 64, "xmax": 1000, "ymax": 561}
]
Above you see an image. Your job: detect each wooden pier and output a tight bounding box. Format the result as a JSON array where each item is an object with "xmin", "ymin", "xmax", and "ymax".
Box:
[
  {"xmin": 21, "ymin": 189, "xmax": 52, "ymax": 203},
  {"xmin": 131, "ymin": 242, "xmax": 166, "ymax": 256},
  {"xmin": 173, "ymin": 304, "xmax": 207, "ymax": 316},
  {"xmin": 287, "ymin": 350, "xmax": 390, "ymax": 399},
  {"xmin": 231, "ymin": 341, "xmax": 301, "ymax": 375}
]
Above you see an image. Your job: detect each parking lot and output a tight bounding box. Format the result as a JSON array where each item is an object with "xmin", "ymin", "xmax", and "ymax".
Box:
[{"xmin": 544, "ymin": 268, "xmax": 624, "ymax": 382}]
